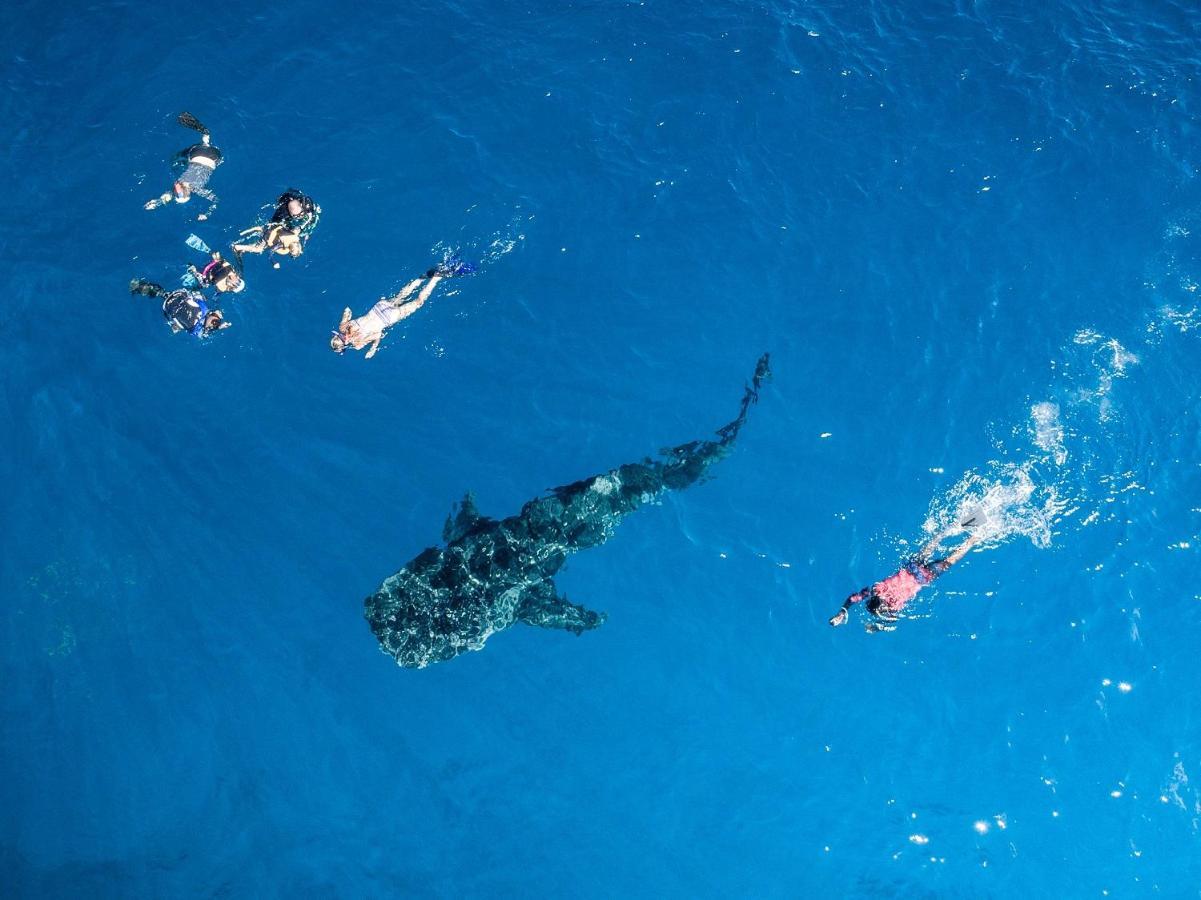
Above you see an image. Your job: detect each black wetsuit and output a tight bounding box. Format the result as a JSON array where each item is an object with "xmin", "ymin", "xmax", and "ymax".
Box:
[
  {"xmin": 269, "ymin": 189, "xmax": 320, "ymax": 237},
  {"xmin": 161, "ymin": 289, "xmax": 213, "ymax": 337}
]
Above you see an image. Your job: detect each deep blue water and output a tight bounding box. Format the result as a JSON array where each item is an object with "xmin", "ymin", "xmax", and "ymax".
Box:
[{"xmin": 3, "ymin": 0, "xmax": 1201, "ymax": 895}]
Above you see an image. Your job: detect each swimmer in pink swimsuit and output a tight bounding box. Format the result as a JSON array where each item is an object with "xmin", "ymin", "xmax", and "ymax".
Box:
[{"xmin": 829, "ymin": 528, "xmax": 980, "ymax": 629}]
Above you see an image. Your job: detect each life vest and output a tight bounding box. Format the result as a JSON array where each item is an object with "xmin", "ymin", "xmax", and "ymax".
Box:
[{"xmin": 200, "ymin": 258, "xmax": 236, "ymax": 286}]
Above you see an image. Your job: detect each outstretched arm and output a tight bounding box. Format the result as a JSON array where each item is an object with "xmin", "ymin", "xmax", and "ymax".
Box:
[
  {"xmin": 145, "ymin": 192, "xmax": 173, "ymax": 211},
  {"xmin": 830, "ymin": 588, "xmax": 870, "ymax": 627},
  {"xmin": 364, "ymin": 337, "xmax": 382, "ymax": 359}
]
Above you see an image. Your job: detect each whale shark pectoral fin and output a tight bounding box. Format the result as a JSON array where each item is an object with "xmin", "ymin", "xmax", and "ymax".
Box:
[
  {"xmin": 517, "ymin": 582, "xmax": 606, "ymax": 635},
  {"xmin": 443, "ymin": 492, "xmax": 488, "ymax": 543}
]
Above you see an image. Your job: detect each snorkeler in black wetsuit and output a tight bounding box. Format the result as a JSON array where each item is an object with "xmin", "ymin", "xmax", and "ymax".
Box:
[
  {"xmin": 144, "ymin": 112, "xmax": 222, "ymax": 220},
  {"xmin": 130, "ymin": 278, "xmax": 229, "ymax": 338},
  {"xmin": 231, "ymin": 189, "xmax": 321, "ymax": 261}
]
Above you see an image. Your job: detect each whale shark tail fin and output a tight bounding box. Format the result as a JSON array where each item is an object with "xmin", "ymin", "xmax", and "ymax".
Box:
[
  {"xmin": 656, "ymin": 352, "xmax": 771, "ymax": 492},
  {"xmin": 517, "ymin": 581, "xmax": 606, "ymax": 635},
  {"xmin": 716, "ymin": 352, "xmax": 771, "ymax": 447}
]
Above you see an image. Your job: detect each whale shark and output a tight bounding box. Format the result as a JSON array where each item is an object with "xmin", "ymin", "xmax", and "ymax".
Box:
[{"xmin": 365, "ymin": 354, "xmax": 771, "ymax": 668}]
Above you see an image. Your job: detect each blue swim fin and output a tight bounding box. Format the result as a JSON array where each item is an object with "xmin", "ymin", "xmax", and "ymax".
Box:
[
  {"xmin": 185, "ymin": 233, "xmax": 211, "ymax": 254},
  {"xmin": 428, "ymin": 256, "xmax": 477, "ymax": 278}
]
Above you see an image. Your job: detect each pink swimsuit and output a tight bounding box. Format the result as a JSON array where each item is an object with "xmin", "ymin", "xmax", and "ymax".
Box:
[
  {"xmin": 845, "ymin": 558, "xmax": 951, "ymax": 616},
  {"xmin": 871, "ymin": 568, "xmax": 925, "ymax": 612}
]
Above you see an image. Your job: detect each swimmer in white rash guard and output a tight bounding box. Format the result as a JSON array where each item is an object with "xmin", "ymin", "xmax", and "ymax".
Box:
[
  {"xmin": 144, "ymin": 112, "xmax": 222, "ymax": 220},
  {"xmin": 330, "ymin": 260, "xmax": 474, "ymax": 359}
]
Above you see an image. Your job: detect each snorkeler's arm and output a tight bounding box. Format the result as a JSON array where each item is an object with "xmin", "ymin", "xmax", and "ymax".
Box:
[
  {"xmin": 340, "ymin": 308, "xmax": 352, "ymax": 327},
  {"xmin": 364, "ymin": 337, "xmax": 382, "ymax": 359},
  {"xmin": 145, "ymin": 192, "xmax": 173, "ymax": 210},
  {"xmin": 830, "ymin": 588, "xmax": 870, "ymax": 626}
]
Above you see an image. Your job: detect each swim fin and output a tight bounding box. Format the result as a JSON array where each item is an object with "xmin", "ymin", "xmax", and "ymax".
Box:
[
  {"xmin": 177, "ymin": 111, "xmax": 209, "ymax": 136},
  {"xmin": 130, "ymin": 278, "xmax": 163, "ymax": 298},
  {"xmin": 185, "ymin": 233, "xmax": 211, "ymax": 254},
  {"xmin": 428, "ymin": 256, "xmax": 477, "ymax": 279}
]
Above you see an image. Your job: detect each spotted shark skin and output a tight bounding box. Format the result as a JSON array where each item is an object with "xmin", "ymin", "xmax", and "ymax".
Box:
[{"xmin": 364, "ymin": 354, "xmax": 771, "ymax": 668}]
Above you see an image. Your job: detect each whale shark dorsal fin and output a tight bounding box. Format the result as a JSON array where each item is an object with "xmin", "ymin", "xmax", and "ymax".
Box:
[
  {"xmin": 517, "ymin": 581, "xmax": 607, "ymax": 635},
  {"xmin": 443, "ymin": 492, "xmax": 486, "ymax": 543}
]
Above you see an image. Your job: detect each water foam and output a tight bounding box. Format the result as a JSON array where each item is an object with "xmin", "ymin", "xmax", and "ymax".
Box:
[
  {"xmin": 431, "ymin": 210, "xmax": 531, "ymax": 273},
  {"xmin": 921, "ymin": 328, "xmax": 1138, "ymax": 553}
]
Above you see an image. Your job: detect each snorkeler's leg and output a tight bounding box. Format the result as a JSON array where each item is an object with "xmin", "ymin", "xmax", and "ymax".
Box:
[
  {"xmin": 943, "ymin": 532, "xmax": 981, "ymax": 567},
  {"xmin": 386, "ymin": 278, "xmax": 425, "ymax": 306},
  {"xmin": 395, "ymin": 275, "xmax": 442, "ymax": 317},
  {"xmin": 414, "ymin": 274, "xmax": 443, "ymax": 304},
  {"xmin": 918, "ymin": 512, "xmax": 980, "ymax": 561}
]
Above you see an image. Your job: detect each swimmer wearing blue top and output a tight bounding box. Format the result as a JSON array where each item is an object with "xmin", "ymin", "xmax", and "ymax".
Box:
[{"xmin": 131, "ymin": 278, "xmax": 229, "ymax": 338}]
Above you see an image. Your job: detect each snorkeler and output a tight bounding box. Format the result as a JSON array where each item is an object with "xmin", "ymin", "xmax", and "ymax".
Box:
[
  {"xmin": 231, "ymin": 189, "xmax": 320, "ymax": 260},
  {"xmin": 189, "ymin": 251, "xmax": 245, "ymax": 295},
  {"xmin": 829, "ymin": 525, "xmax": 981, "ymax": 630},
  {"xmin": 130, "ymin": 278, "xmax": 229, "ymax": 338},
  {"xmin": 330, "ymin": 260, "xmax": 474, "ymax": 359},
  {"xmin": 144, "ymin": 112, "xmax": 222, "ymax": 219}
]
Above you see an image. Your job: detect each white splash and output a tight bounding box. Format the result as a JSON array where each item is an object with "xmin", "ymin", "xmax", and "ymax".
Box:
[
  {"xmin": 1071, "ymin": 329, "xmax": 1139, "ymax": 420},
  {"xmin": 924, "ymin": 463, "xmax": 1061, "ymax": 550},
  {"xmin": 1031, "ymin": 401, "xmax": 1067, "ymax": 466}
]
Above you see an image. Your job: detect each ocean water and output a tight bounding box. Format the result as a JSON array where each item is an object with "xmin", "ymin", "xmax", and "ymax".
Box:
[{"xmin": 3, "ymin": 0, "xmax": 1201, "ymax": 895}]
